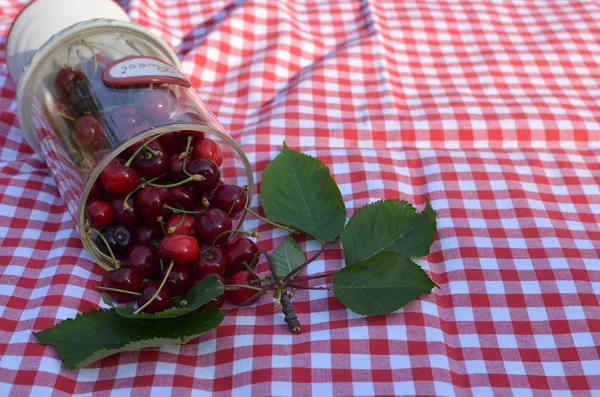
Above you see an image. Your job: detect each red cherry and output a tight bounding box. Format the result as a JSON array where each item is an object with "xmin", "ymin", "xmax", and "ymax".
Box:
[
  {"xmin": 74, "ymin": 116, "xmax": 106, "ymax": 150},
  {"xmin": 212, "ymin": 185, "xmax": 247, "ymax": 218},
  {"xmin": 55, "ymin": 67, "xmax": 86, "ymax": 97},
  {"xmin": 136, "ymin": 186, "xmax": 169, "ymax": 222},
  {"xmin": 161, "ymin": 264, "xmax": 193, "ymax": 296},
  {"xmin": 156, "ymin": 133, "xmax": 176, "ymax": 155},
  {"xmin": 133, "ymin": 141, "xmax": 168, "ymax": 178},
  {"xmin": 100, "ymin": 158, "xmax": 140, "ymax": 195},
  {"xmin": 158, "ymin": 131, "xmax": 197, "ymax": 156},
  {"xmin": 101, "ymin": 267, "xmax": 142, "ymax": 303},
  {"xmin": 182, "ymin": 130, "xmax": 205, "ymax": 141},
  {"xmin": 196, "ymin": 209, "xmax": 232, "ymax": 245},
  {"xmin": 227, "ymin": 270, "xmax": 259, "ymax": 305},
  {"xmin": 187, "ymin": 158, "xmax": 220, "ymax": 192},
  {"xmin": 165, "ymin": 214, "xmax": 197, "ymax": 236},
  {"xmin": 122, "ymin": 137, "xmax": 153, "ymax": 157},
  {"xmin": 194, "ymin": 190, "xmax": 213, "ymax": 209},
  {"xmin": 88, "ymin": 179, "xmax": 101, "ymax": 201},
  {"xmin": 191, "ymin": 201, "xmax": 210, "ymax": 214},
  {"xmin": 195, "ymin": 273, "xmax": 226, "ymax": 308},
  {"xmin": 110, "ymin": 196, "xmax": 138, "ymax": 227},
  {"xmin": 134, "ymin": 223, "xmax": 162, "ymax": 247},
  {"xmin": 85, "ymin": 199, "xmax": 114, "ymax": 228},
  {"xmin": 158, "ymin": 234, "xmax": 199, "ymax": 265},
  {"xmin": 137, "ymin": 281, "xmax": 172, "ymax": 313},
  {"xmin": 167, "ymin": 154, "xmax": 187, "ymax": 182},
  {"xmin": 123, "ymin": 244, "xmax": 160, "ymax": 279},
  {"xmin": 139, "ymin": 90, "xmax": 175, "ymax": 121},
  {"xmin": 109, "ymin": 105, "xmax": 141, "ymax": 133},
  {"xmin": 167, "ymin": 186, "xmax": 195, "ymax": 210},
  {"xmin": 192, "ymin": 138, "xmax": 223, "ymax": 166},
  {"xmin": 192, "ymin": 245, "xmax": 226, "ymax": 279},
  {"xmin": 50, "ymin": 98, "xmax": 74, "ymax": 124},
  {"xmin": 224, "ymin": 238, "xmax": 259, "ymax": 275}
]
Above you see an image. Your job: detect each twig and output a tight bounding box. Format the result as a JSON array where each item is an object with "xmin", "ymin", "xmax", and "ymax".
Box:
[
  {"xmin": 292, "ymin": 271, "xmax": 337, "ymax": 282},
  {"xmin": 282, "ymin": 246, "xmax": 325, "ymax": 285}
]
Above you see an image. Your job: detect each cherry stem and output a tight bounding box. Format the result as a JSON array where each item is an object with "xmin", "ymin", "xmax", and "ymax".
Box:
[
  {"xmin": 256, "ymin": 250, "xmax": 278, "ymax": 282},
  {"xmin": 243, "ymin": 263, "xmax": 260, "ymax": 278},
  {"xmin": 123, "ymin": 174, "xmax": 165, "ymax": 210},
  {"xmin": 167, "ymin": 213, "xmax": 186, "ymax": 234},
  {"xmin": 244, "ymin": 207, "xmax": 299, "ymax": 234},
  {"xmin": 134, "ymin": 260, "xmax": 174, "ymax": 314},
  {"xmin": 282, "ymin": 246, "xmax": 325, "ymax": 285},
  {"xmin": 227, "ymin": 186, "xmax": 248, "ymax": 216},
  {"xmin": 293, "ymin": 271, "xmax": 337, "ymax": 282},
  {"xmin": 147, "ymin": 174, "xmax": 204, "ymax": 188},
  {"xmin": 59, "ymin": 112, "xmax": 76, "ymax": 122},
  {"xmin": 125, "ymin": 132, "xmax": 168, "ymax": 167},
  {"xmin": 157, "ymin": 217, "xmax": 167, "ymax": 236},
  {"xmin": 224, "ymin": 280, "xmax": 278, "ymax": 314},
  {"xmin": 95, "ymin": 286, "xmax": 141, "ymax": 296},
  {"xmin": 274, "ymin": 286, "xmax": 282, "ymax": 307},
  {"xmin": 286, "ymin": 284, "xmax": 331, "ymax": 290},
  {"xmin": 143, "ymin": 145, "xmax": 162, "ymax": 158},
  {"xmin": 182, "ymin": 135, "xmax": 194, "ymax": 177},
  {"xmin": 225, "ymin": 284, "xmax": 263, "ymax": 292},
  {"xmin": 209, "ymin": 229, "xmax": 260, "ymax": 253},
  {"xmin": 75, "ymin": 48, "xmax": 86, "ymax": 61},
  {"xmin": 163, "ymin": 204, "xmax": 207, "ymax": 215},
  {"xmin": 86, "ymin": 224, "xmax": 120, "ymax": 268},
  {"xmin": 248, "ymin": 249, "xmax": 264, "ymax": 269}
]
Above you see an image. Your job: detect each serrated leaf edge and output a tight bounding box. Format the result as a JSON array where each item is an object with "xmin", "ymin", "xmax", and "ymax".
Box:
[
  {"xmin": 341, "ymin": 198, "xmax": 436, "ymax": 265},
  {"xmin": 262, "ymin": 142, "xmax": 346, "ymax": 243},
  {"xmin": 271, "ymin": 235, "xmax": 306, "ymax": 278},
  {"xmin": 33, "ymin": 307, "xmax": 224, "ymax": 369},
  {"xmin": 332, "ymin": 251, "xmax": 437, "ymax": 316}
]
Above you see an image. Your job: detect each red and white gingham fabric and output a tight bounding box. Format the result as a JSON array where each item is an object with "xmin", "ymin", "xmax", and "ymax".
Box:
[{"xmin": 1, "ymin": 0, "xmax": 600, "ymax": 395}]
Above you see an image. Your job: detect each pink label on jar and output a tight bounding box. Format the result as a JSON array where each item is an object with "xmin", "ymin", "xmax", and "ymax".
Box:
[{"xmin": 102, "ymin": 56, "xmax": 191, "ymax": 88}]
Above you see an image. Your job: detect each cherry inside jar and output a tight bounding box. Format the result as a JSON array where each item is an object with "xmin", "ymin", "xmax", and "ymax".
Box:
[{"xmin": 15, "ymin": 21, "xmax": 253, "ymax": 273}]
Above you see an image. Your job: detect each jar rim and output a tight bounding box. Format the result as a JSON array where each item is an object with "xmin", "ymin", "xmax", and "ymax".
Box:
[{"xmin": 78, "ymin": 123, "xmax": 255, "ymax": 271}]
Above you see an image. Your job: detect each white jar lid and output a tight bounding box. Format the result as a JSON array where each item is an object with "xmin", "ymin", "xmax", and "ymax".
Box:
[{"xmin": 7, "ymin": 0, "xmax": 131, "ymax": 84}]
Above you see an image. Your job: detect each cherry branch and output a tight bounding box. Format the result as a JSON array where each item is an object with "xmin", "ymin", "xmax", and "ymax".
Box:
[
  {"xmin": 286, "ymin": 284, "xmax": 331, "ymax": 290},
  {"xmin": 292, "ymin": 271, "xmax": 337, "ymax": 282},
  {"xmin": 282, "ymin": 246, "xmax": 325, "ymax": 285},
  {"xmin": 224, "ymin": 280, "xmax": 278, "ymax": 314}
]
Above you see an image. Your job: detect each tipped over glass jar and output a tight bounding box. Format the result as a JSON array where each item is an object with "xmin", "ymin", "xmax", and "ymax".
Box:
[{"xmin": 7, "ymin": 0, "xmax": 253, "ymax": 272}]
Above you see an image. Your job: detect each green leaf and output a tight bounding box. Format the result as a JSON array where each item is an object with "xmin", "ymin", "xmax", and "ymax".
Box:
[
  {"xmin": 115, "ymin": 275, "xmax": 223, "ymax": 319},
  {"xmin": 271, "ymin": 236, "xmax": 306, "ymax": 278},
  {"xmin": 33, "ymin": 306, "xmax": 224, "ymax": 369},
  {"xmin": 260, "ymin": 142, "xmax": 346, "ymax": 243},
  {"xmin": 102, "ymin": 293, "xmax": 115, "ymax": 308},
  {"xmin": 332, "ymin": 251, "xmax": 436, "ymax": 316},
  {"xmin": 341, "ymin": 198, "xmax": 436, "ymax": 266}
]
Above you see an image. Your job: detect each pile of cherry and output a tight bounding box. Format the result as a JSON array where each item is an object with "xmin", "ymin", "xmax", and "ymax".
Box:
[{"xmin": 85, "ymin": 132, "xmax": 259, "ymax": 313}]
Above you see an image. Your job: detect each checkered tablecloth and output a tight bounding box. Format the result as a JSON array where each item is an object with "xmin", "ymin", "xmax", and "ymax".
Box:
[{"xmin": 1, "ymin": 0, "xmax": 600, "ymax": 395}]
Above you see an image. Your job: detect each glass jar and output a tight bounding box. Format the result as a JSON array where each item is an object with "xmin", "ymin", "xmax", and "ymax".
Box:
[{"xmin": 8, "ymin": 3, "xmax": 253, "ymax": 271}]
